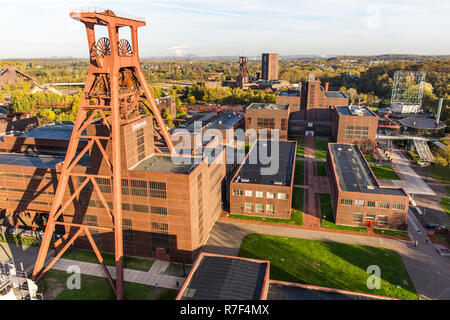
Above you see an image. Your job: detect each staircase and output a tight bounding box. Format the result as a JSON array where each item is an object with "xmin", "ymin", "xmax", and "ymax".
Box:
[{"xmin": 413, "ymin": 139, "xmax": 433, "ymax": 163}]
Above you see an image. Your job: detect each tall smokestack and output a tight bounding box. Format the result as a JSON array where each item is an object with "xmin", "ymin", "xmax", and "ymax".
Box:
[
  {"xmin": 436, "ymin": 98, "xmax": 443, "ymax": 126},
  {"xmin": 325, "ymin": 82, "xmax": 329, "ymax": 92}
]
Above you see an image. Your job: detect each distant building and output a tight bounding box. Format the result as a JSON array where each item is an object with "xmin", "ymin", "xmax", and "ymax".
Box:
[
  {"xmin": 261, "ymin": 53, "xmax": 279, "ymax": 81},
  {"xmin": 245, "ymin": 103, "xmax": 291, "ymax": 140},
  {"xmin": 276, "ymin": 89, "xmax": 301, "ymax": 112},
  {"xmin": 327, "ymin": 143, "xmax": 409, "ymax": 231},
  {"xmin": 157, "ymin": 96, "xmax": 177, "ymax": 118},
  {"xmin": 229, "ymin": 140, "xmax": 296, "ymax": 219},
  {"xmin": 331, "ymin": 106, "xmax": 378, "ymax": 144}
]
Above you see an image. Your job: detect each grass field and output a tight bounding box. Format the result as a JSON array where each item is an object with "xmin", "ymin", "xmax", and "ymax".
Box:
[
  {"xmin": 292, "ymin": 187, "xmax": 304, "ymax": 211},
  {"xmin": 373, "ymin": 229, "xmax": 409, "ymax": 237},
  {"xmin": 365, "ymin": 155, "xmax": 377, "ymax": 163},
  {"xmin": 314, "ymin": 138, "xmax": 330, "ymax": 151},
  {"xmin": 289, "ymin": 137, "xmax": 305, "ymax": 157},
  {"xmin": 319, "ymin": 194, "xmax": 367, "ymax": 233},
  {"xmin": 41, "ymin": 269, "xmax": 178, "ymax": 300},
  {"xmin": 294, "ymin": 160, "xmax": 305, "ymax": 185},
  {"xmin": 316, "ymin": 162, "xmax": 327, "ymax": 176},
  {"xmin": 61, "ymin": 248, "xmax": 154, "ymax": 272},
  {"xmin": 426, "ymin": 166, "xmax": 450, "ymax": 184},
  {"xmin": 239, "ymin": 234, "xmax": 418, "ymax": 300},
  {"xmin": 441, "ymin": 196, "xmax": 450, "ymax": 217},
  {"xmin": 230, "ymin": 209, "xmax": 303, "ymax": 226},
  {"xmin": 370, "ymin": 165, "xmax": 401, "ymax": 180}
]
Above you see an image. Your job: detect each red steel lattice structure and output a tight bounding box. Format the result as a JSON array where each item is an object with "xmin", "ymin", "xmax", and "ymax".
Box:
[{"xmin": 32, "ymin": 8, "xmax": 174, "ymax": 300}]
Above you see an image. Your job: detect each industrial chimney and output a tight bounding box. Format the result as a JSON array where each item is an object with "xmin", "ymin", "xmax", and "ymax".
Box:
[{"xmin": 436, "ymin": 98, "xmax": 443, "ymax": 127}]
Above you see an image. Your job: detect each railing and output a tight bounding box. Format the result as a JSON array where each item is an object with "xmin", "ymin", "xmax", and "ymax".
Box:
[{"xmin": 70, "ymin": 7, "xmax": 146, "ymax": 22}]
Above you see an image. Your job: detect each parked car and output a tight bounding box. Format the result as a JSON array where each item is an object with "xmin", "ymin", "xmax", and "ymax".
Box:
[
  {"xmin": 437, "ymin": 248, "xmax": 450, "ymax": 257},
  {"xmin": 425, "ymin": 223, "xmax": 440, "ymax": 229}
]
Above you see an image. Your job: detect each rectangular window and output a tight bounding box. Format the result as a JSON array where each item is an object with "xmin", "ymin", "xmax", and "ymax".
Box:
[
  {"xmin": 255, "ymin": 191, "xmax": 264, "ymax": 198},
  {"xmin": 367, "ymin": 201, "xmax": 376, "ymax": 208},
  {"xmin": 365, "ymin": 214, "xmax": 376, "ymax": 221},
  {"xmin": 353, "ymin": 213, "xmax": 363, "ymax": 222},
  {"xmin": 255, "ymin": 203, "xmax": 264, "ymax": 213},
  {"xmin": 393, "ymin": 203, "xmax": 405, "ymax": 211},
  {"xmin": 131, "ymin": 204, "xmax": 149, "ymax": 213},
  {"xmin": 244, "ymin": 202, "xmax": 253, "ymax": 213},
  {"xmin": 149, "ymin": 181, "xmax": 167, "ymax": 199},
  {"xmin": 378, "ymin": 215, "xmax": 388, "ymax": 224},
  {"xmin": 266, "ymin": 204, "xmax": 275, "ymax": 214},
  {"xmin": 150, "ymin": 206, "xmax": 168, "ymax": 215},
  {"xmin": 245, "ymin": 190, "xmax": 253, "ymax": 197},
  {"xmin": 266, "ymin": 192, "xmax": 275, "ymax": 199},
  {"xmin": 355, "ymin": 200, "xmax": 364, "ymax": 206},
  {"xmin": 340, "ymin": 199, "xmax": 353, "ymax": 205},
  {"xmin": 151, "ymin": 222, "xmax": 168, "ymax": 233},
  {"xmin": 380, "ymin": 202, "xmax": 390, "ymax": 209},
  {"xmin": 278, "ymin": 193, "xmax": 289, "ymax": 200},
  {"xmin": 233, "ymin": 189, "xmax": 243, "ymax": 196}
]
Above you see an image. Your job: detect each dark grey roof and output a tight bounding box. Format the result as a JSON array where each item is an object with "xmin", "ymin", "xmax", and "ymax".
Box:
[
  {"xmin": 0, "ymin": 153, "xmax": 89, "ymax": 168},
  {"xmin": 268, "ymin": 282, "xmax": 390, "ymax": 300},
  {"xmin": 325, "ymin": 91, "xmax": 347, "ymax": 99},
  {"xmin": 233, "ymin": 140, "xmax": 296, "ymax": 186},
  {"xmin": 399, "ymin": 117, "xmax": 447, "ymax": 130},
  {"xmin": 247, "ymin": 103, "xmax": 289, "ymax": 110},
  {"xmin": 17, "ymin": 123, "xmax": 78, "ymax": 140},
  {"xmin": 336, "ymin": 106, "xmax": 375, "ymax": 117},
  {"xmin": 179, "ymin": 255, "xmax": 268, "ymax": 300},
  {"xmin": 130, "ymin": 154, "xmax": 198, "ymax": 174},
  {"xmin": 203, "ymin": 112, "xmax": 244, "ymax": 130},
  {"xmin": 279, "ymin": 91, "xmax": 300, "ymax": 97},
  {"xmin": 329, "ymin": 144, "xmax": 406, "ymax": 196}
]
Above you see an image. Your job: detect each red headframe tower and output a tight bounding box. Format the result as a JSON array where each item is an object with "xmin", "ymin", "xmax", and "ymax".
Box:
[{"xmin": 32, "ymin": 8, "xmax": 174, "ymax": 299}]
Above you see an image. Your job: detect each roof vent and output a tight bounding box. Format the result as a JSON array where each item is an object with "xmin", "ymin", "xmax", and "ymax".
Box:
[
  {"xmin": 274, "ymin": 181, "xmax": 283, "ymax": 185},
  {"xmin": 241, "ymin": 178, "xmax": 250, "ymax": 183},
  {"xmin": 337, "ymin": 147, "xmax": 342, "ymax": 151},
  {"xmin": 367, "ymin": 185, "xmax": 375, "ymax": 190}
]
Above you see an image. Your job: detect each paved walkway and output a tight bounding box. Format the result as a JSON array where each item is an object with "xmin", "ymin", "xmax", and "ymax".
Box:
[
  {"xmin": 383, "ymin": 147, "xmax": 435, "ymax": 196},
  {"xmin": 148, "ymin": 259, "xmax": 170, "ymax": 274},
  {"xmin": 52, "ymin": 258, "xmax": 184, "ymax": 290},
  {"xmin": 203, "ymin": 217, "xmax": 450, "ymax": 300}
]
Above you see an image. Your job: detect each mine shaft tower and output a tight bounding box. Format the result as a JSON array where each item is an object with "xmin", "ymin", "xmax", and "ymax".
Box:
[{"xmin": 32, "ymin": 8, "xmax": 174, "ymax": 300}]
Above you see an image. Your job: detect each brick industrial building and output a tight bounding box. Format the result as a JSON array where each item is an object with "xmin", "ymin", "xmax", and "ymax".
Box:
[
  {"xmin": 261, "ymin": 53, "xmax": 279, "ymax": 80},
  {"xmin": 327, "ymin": 143, "xmax": 409, "ymax": 230},
  {"xmin": 157, "ymin": 96, "xmax": 177, "ymax": 118},
  {"xmin": 245, "ymin": 103, "xmax": 291, "ymax": 140},
  {"xmin": 277, "ymin": 74, "xmax": 349, "ymax": 136},
  {"xmin": 331, "ymin": 106, "xmax": 378, "ymax": 144},
  {"xmin": 0, "ymin": 117, "xmax": 225, "ymax": 263},
  {"xmin": 229, "ymin": 140, "xmax": 296, "ymax": 219}
]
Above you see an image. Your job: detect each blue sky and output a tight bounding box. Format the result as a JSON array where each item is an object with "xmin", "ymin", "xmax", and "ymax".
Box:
[{"xmin": 0, "ymin": 0, "xmax": 449, "ymax": 58}]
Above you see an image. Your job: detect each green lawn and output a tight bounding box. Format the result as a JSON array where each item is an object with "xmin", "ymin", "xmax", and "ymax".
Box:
[
  {"xmin": 230, "ymin": 209, "xmax": 303, "ymax": 226},
  {"xmin": 441, "ymin": 196, "xmax": 450, "ymax": 218},
  {"xmin": 294, "ymin": 160, "xmax": 305, "ymax": 185},
  {"xmin": 319, "ymin": 194, "xmax": 367, "ymax": 233},
  {"xmin": 289, "ymin": 136, "xmax": 305, "ymax": 145},
  {"xmin": 289, "ymin": 137, "xmax": 305, "ymax": 157},
  {"xmin": 316, "ymin": 162, "xmax": 327, "ymax": 176},
  {"xmin": 426, "ymin": 166, "xmax": 450, "ymax": 184},
  {"xmin": 314, "ymin": 138, "xmax": 330, "ymax": 151},
  {"xmin": 61, "ymin": 248, "xmax": 154, "ymax": 272},
  {"xmin": 365, "ymin": 155, "xmax": 376, "ymax": 163},
  {"xmin": 41, "ymin": 269, "xmax": 178, "ymax": 300},
  {"xmin": 370, "ymin": 165, "xmax": 401, "ymax": 180},
  {"xmin": 292, "ymin": 187, "xmax": 304, "ymax": 211},
  {"xmin": 239, "ymin": 234, "xmax": 417, "ymax": 300},
  {"xmin": 373, "ymin": 229, "xmax": 409, "ymax": 238},
  {"xmin": 0, "ymin": 233, "xmax": 41, "ymax": 246},
  {"xmin": 315, "ymin": 151, "xmax": 327, "ymax": 159}
]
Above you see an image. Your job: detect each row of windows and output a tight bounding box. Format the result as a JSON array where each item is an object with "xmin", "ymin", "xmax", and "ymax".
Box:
[
  {"xmin": 0, "ymin": 187, "xmax": 54, "ymax": 196},
  {"xmin": 347, "ymin": 126, "xmax": 369, "ymax": 130},
  {"xmin": 0, "ymin": 173, "xmax": 56, "ymax": 181},
  {"xmin": 341, "ymin": 199, "xmax": 405, "ymax": 211},
  {"xmin": 245, "ymin": 203, "xmax": 275, "ymax": 214},
  {"xmin": 353, "ymin": 213, "xmax": 388, "ymax": 224},
  {"xmin": 256, "ymin": 118, "xmax": 275, "ymax": 129},
  {"xmin": 233, "ymin": 189, "xmax": 289, "ymax": 200}
]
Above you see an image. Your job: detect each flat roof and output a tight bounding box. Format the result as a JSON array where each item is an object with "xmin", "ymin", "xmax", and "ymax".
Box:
[
  {"xmin": 279, "ymin": 91, "xmax": 300, "ymax": 97},
  {"xmin": 325, "ymin": 91, "xmax": 347, "ymax": 99},
  {"xmin": 233, "ymin": 140, "xmax": 296, "ymax": 186},
  {"xmin": 203, "ymin": 112, "xmax": 244, "ymax": 130},
  {"xmin": 178, "ymin": 112, "xmax": 218, "ymax": 132},
  {"xmin": 0, "ymin": 153, "xmax": 89, "ymax": 169},
  {"xmin": 336, "ymin": 106, "xmax": 376, "ymax": 117},
  {"xmin": 16, "ymin": 123, "xmax": 77, "ymax": 140},
  {"xmin": 178, "ymin": 254, "xmax": 269, "ymax": 300},
  {"xmin": 399, "ymin": 117, "xmax": 446, "ymax": 130},
  {"xmin": 130, "ymin": 153, "xmax": 198, "ymax": 174},
  {"xmin": 247, "ymin": 103, "xmax": 289, "ymax": 111},
  {"xmin": 329, "ymin": 144, "xmax": 406, "ymax": 196}
]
